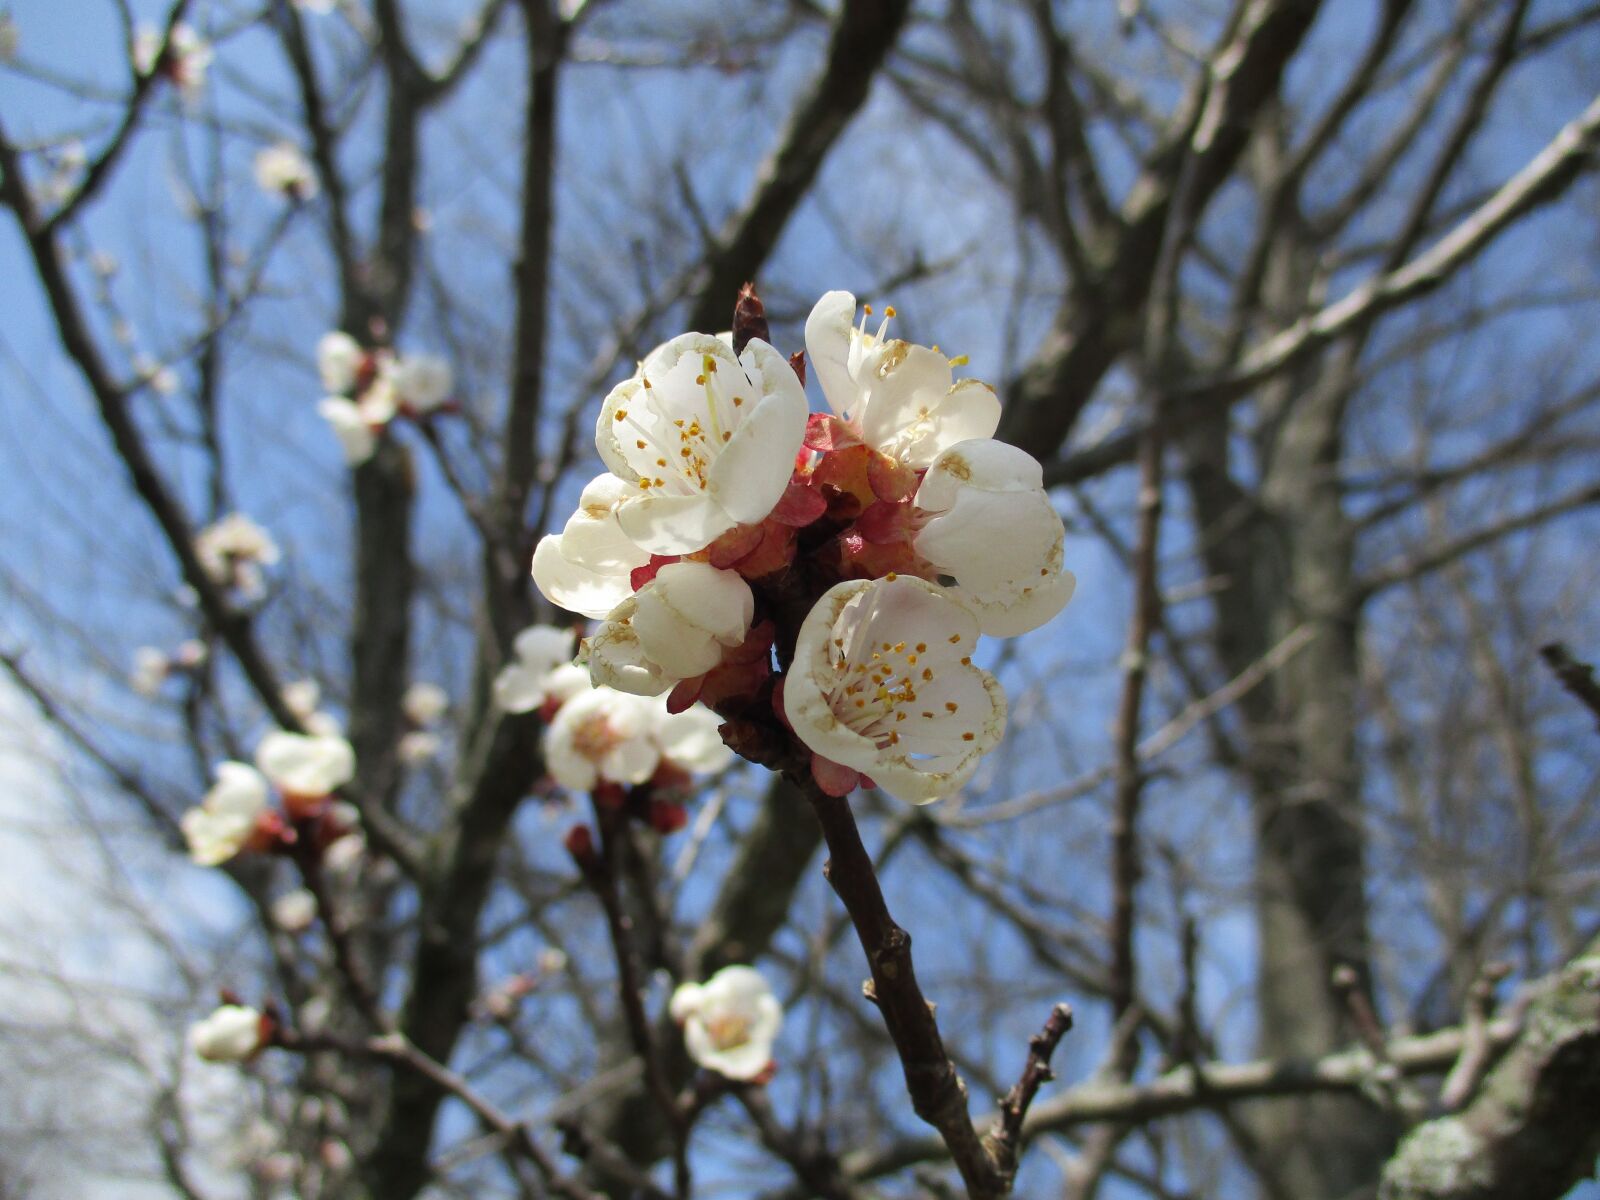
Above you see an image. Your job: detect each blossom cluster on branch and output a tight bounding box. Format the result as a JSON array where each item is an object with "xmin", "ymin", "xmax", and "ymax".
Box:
[
  {"xmin": 315, "ymin": 331, "xmax": 454, "ymax": 465},
  {"xmin": 533, "ymin": 289, "xmax": 1074, "ymax": 803},
  {"xmin": 180, "ymin": 730, "xmax": 358, "ymax": 867}
]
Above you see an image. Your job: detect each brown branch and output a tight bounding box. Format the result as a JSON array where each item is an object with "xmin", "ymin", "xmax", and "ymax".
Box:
[
  {"xmin": 841, "ymin": 1017, "xmax": 1524, "ymax": 1183},
  {"xmin": 1538, "ymin": 642, "xmax": 1600, "ymax": 732},
  {"xmin": 582, "ymin": 803, "xmax": 690, "ymax": 1195},
  {"xmin": 684, "ymin": 0, "xmax": 914, "ymax": 334},
  {"xmin": 983, "ymin": 1003, "xmax": 1074, "ymax": 1189},
  {"xmin": 278, "ymin": 1028, "xmax": 601, "ymax": 1200},
  {"xmin": 1108, "ymin": 426, "xmax": 1163, "ymax": 1031},
  {"xmin": 802, "ymin": 780, "xmax": 1054, "ymax": 1198},
  {"xmin": 1042, "ymin": 89, "xmax": 1600, "ymax": 490},
  {"xmin": 43, "ymin": 0, "xmax": 188, "ymax": 236},
  {"xmin": 492, "ymin": 0, "xmax": 566, "ymax": 649}
]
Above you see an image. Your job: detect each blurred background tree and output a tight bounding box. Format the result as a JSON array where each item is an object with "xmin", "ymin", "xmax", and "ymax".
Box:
[{"xmin": 0, "ymin": 0, "xmax": 1597, "ymax": 1197}]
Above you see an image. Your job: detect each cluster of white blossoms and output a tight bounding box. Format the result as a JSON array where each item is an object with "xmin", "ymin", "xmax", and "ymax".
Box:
[
  {"xmin": 398, "ymin": 680, "xmax": 450, "ymax": 764},
  {"xmin": 532, "ymin": 291, "xmax": 1073, "ymax": 804},
  {"xmin": 670, "ymin": 965, "xmax": 783, "ymax": 1081},
  {"xmin": 492, "ymin": 623, "xmax": 734, "ymax": 796},
  {"xmin": 181, "ymin": 730, "xmax": 356, "ymax": 866},
  {"xmin": 315, "ymin": 331, "xmax": 454, "ymax": 465},
  {"xmin": 132, "ymin": 22, "xmax": 212, "ymax": 105},
  {"xmin": 196, "ymin": 513, "xmax": 280, "ymax": 601},
  {"xmin": 253, "ymin": 142, "xmax": 318, "ymax": 201}
]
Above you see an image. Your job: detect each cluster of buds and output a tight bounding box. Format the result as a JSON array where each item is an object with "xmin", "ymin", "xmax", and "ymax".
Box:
[
  {"xmin": 130, "ymin": 637, "xmax": 208, "ymax": 696},
  {"xmin": 132, "ymin": 22, "xmax": 212, "ymax": 105},
  {"xmin": 195, "ymin": 513, "xmax": 280, "ymax": 602},
  {"xmin": 315, "ymin": 331, "xmax": 454, "ymax": 466},
  {"xmin": 533, "ymin": 288, "xmax": 1073, "ymax": 803},
  {"xmin": 180, "ymin": 731, "xmax": 358, "ymax": 868}
]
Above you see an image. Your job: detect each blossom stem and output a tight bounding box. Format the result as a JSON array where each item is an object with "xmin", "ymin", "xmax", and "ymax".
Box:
[{"xmin": 799, "ymin": 778, "xmax": 1046, "ymax": 1198}]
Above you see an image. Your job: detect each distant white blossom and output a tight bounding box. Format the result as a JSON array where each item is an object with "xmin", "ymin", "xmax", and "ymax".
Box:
[
  {"xmin": 253, "ymin": 142, "xmax": 317, "ymax": 200},
  {"xmin": 189, "ymin": 1004, "xmax": 263, "ymax": 1062},
  {"xmin": 317, "ymin": 332, "xmax": 364, "ymax": 394},
  {"xmin": 181, "ymin": 762, "xmax": 269, "ymax": 866},
  {"xmin": 398, "ymin": 731, "xmax": 441, "ymax": 765},
  {"xmin": 393, "ymin": 354, "xmax": 452, "ymax": 413},
  {"xmin": 402, "ymin": 681, "xmax": 449, "ymax": 727},
  {"xmin": 133, "ymin": 22, "xmax": 212, "ymax": 104},
  {"xmin": 493, "ymin": 625, "xmax": 577, "ymax": 713},
  {"xmin": 256, "ymin": 731, "xmax": 355, "ymax": 800},
  {"xmin": 195, "ymin": 513, "xmax": 279, "ymax": 601},
  {"xmin": 271, "ymin": 888, "xmax": 318, "ymax": 933},
  {"xmin": 131, "ymin": 646, "xmax": 170, "ymax": 696},
  {"xmin": 670, "ymin": 965, "xmax": 782, "ymax": 1081}
]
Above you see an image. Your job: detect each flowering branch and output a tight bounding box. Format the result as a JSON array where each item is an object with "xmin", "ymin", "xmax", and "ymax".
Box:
[{"xmin": 800, "ymin": 778, "xmax": 1065, "ymax": 1198}]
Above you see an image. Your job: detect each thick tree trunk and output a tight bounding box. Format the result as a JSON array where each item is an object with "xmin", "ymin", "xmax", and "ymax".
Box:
[{"xmin": 1183, "ymin": 333, "xmax": 1395, "ymax": 1196}]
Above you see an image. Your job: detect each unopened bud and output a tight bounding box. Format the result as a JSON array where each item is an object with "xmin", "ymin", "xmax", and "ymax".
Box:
[
  {"xmin": 732, "ymin": 282, "xmax": 769, "ymax": 355},
  {"xmin": 564, "ymin": 824, "xmax": 597, "ymax": 869},
  {"xmin": 648, "ymin": 799, "xmax": 688, "ymax": 835}
]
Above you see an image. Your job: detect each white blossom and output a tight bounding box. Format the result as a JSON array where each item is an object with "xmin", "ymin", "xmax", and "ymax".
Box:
[
  {"xmin": 174, "ymin": 638, "xmax": 209, "ymax": 669},
  {"xmin": 271, "ymin": 888, "xmax": 318, "ymax": 933},
  {"xmin": 804, "ymin": 291, "xmax": 1000, "ymax": 469},
  {"xmin": 542, "ymin": 688, "xmax": 661, "ymax": 791},
  {"xmin": 317, "ymin": 331, "xmax": 364, "ymax": 395},
  {"xmin": 912, "ymin": 439, "xmax": 1075, "ymax": 636},
  {"xmin": 318, "ymin": 396, "xmax": 378, "ymax": 465},
  {"xmin": 195, "ymin": 513, "xmax": 279, "ymax": 600},
  {"xmin": 584, "ymin": 561, "xmax": 753, "ymax": 697},
  {"xmin": 655, "ymin": 702, "xmax": 733, "ymax": 775},
  {"xmin": 131, "ymin": 646, "xmax": 169, "ymax": 696},
  {"xmin": 392, "ymin": 354, "xmax": 452, "ymax": 413},
  {"xmin": 181, "ymin": 762, "xmax": 269, "ymax": 866},
  {"xmin": 189, "ymin": 1004, "xmax": 264, "ymax": 1062},
  {"xmin": 282, "ymin": 679, "xmax": 322, "ymax": 720},
  {"xmin": 134, "ymin": 23, "xmax": 212, "ymax": 103},
  {"xmin": 669, "ymin": 965, "xmax": 782, "ymax": 1081},
  {"xmin": 253, "ymin": 142, "xmax": 318, "ymax": 199},
  {"xmin": 595, "ymin": 332, "xmax": 808, "ymax": 554},
  {"xmin": 531, "ymin": 473, "xmax": 649, "ymax": 620},
  {"xmin": 783, "ymin": 575, "xmax": 1007, "ymax": 804},
  {"xmin": 398, "ymin": 730, "xmax": 441, "ymax": 765},
  {"xmin": 402, "ymin": 681, "xmax": 449, "ymax": 727},
  {"xmin": 322, "ymin": 831, "xmax": 365, "ymax": 875},
  {"xmin": 255, "ymin": 731, "xmax": 355, "ymax": 799},
  {"xmin": 492, "ymin": 625, "xmax": 577, "ymax": 713}
]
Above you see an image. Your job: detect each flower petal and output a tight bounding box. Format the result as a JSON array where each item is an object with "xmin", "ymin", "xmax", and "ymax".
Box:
[
  {"xmin": 531, "ymin": 535, "xmax": 634, "ymax": 620},
  {"xmin": 616, "ymin": 492, "xmax": 737, "ymax": 556},
  {"xmin": 803, "ymin": 290, "xmax": 859, "ymax": 418},
  {"xmin": 707, "ymin": 376, "xmax": 808, "ymax": 523}
]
